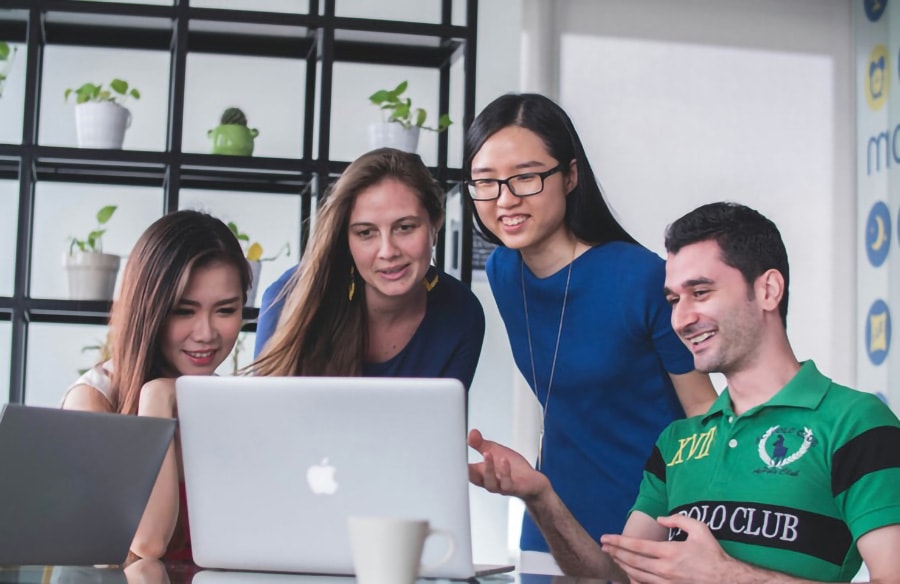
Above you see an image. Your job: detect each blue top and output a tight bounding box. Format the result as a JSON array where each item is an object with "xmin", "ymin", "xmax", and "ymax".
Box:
[
  {"xmin": 254, "ymin": 265, "xmax": 486, "ymax": 390},
  {"xmin": 487, "ymin": 242, "xmax": 695, "ymax": 552}
]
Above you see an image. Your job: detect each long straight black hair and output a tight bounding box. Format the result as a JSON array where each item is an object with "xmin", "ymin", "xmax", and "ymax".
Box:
[
  {"xmin": 464, "ymin": 93, "xmax": 637, "ymax": 247},
  {"xmin": 109, "ymin": 210, "xmax": 251, "ymax": 415}
]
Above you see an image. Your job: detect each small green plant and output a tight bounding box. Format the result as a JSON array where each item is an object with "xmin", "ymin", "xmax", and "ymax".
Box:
[
  {"xmin": 209, "ymin": 107, "xmax": 259, "ymax": 156},
  {"xmin": 220, "ymin": 107, "xmax": 248, "ymax": 126},
  {"xmin": 0, "ymin": 41, "xmax": 17, "ymax": 98},
  {"xmin": 230, "ymin": 332, "xmax": 249, "ymax": 375},
  {"xmin": 69, "ymin": 205, "xmax": 117, "ymax": 255},
  {"xmin": 64, "ymin": 79, "xmax": 141, "ymax": 105},
  {"xmin": 227, "ymin": 221, "xmax": 290, "ymax": 262},
  {"xmin": 369, "ymin": 81, "xmax": 452, "ymax": 133},
  {"xmin": 0, "ymin": 41, "xmax": 12, "ymax": 64},
  {"xmin": 78, "ymin": 334, "xmax": 113, "ymax": 375}
]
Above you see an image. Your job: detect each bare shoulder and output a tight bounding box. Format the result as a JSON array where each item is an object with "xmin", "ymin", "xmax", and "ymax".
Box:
[
  {"xmin": 62, "ymin": 383, "xmax": 114, "ymax": 413},
  {"xmin": 141, "ymin": 377, "xmax": 176, "ymax": 393},
  {"xmin": 137, "ymin": 378, "xmax": 178, "ymax": 417},
  {"xmin": 139, "ymin": 378, "xmax": 177, "ymax": 404}
]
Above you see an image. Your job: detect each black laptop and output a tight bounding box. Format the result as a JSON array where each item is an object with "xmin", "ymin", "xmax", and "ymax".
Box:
[{"xmin": 0, "ymin": 404, "xmax": 176, "ymax": 566}]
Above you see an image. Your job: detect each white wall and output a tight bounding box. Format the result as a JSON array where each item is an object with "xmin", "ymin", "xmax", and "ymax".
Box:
[
  {"xmin": 551, "ymin": 0, "xmax": 855, "ymax": 388},
  {"xmin": 466, "ymin": 0, "xmax": 524, "ymax": 565}
]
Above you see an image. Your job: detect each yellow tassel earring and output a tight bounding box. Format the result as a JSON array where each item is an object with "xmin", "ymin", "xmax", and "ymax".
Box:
[
  {"xmin": 348, "ymin": 265, "xmax": 357, "ymax": 301},
  {"xmin": 423, "ymin": 271, "xmax": 439, "ymax": 292}
]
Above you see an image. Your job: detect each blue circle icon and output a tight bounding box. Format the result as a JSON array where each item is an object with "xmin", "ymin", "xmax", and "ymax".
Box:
[
  {"xmin": 866, "ymin": 299, "xmax": 892, "ymax": 365},
  {"xmin": 865, "ymin": 0, "xmax": 888, "ymax": 22},
  {"xmin": 866, "ymin": 201, "xmax": 891, "ymax": 266}
]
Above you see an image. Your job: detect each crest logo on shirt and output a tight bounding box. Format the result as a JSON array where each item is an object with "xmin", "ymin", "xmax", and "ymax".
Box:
[{"xmin": 755, "ymin": 426, "xmax": 815, "ymax": 475}]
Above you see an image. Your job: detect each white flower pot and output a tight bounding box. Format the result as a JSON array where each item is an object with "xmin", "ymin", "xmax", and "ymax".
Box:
[
  {"xmin": 64, "ymin": 252, "xmax": 121, "ymax": 300},
  {"xmin": 368, "ymin": 122, "xmax": 420, "ymax": 153},
  {"xmin": 246, "ymin": 259, "xmax": 262, "ymax": 307},
  {"xmin": 74, "ymin": 102, "xmax": 132, "ymax": 149}
]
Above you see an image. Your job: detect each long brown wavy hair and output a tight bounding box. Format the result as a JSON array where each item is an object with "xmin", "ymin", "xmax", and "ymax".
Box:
[
  {"xmin": 108, "ymin": 210, "xmax": 251, "ymax": 415},
  {"xmin": 252, "ymin": 148, "xmax": 444, "ymax": 377}
]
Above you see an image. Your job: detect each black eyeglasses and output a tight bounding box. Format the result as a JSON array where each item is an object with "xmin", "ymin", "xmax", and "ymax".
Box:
[{"xmin": 464, "ymin": 165, "xmax": 563, "ymax": 201}]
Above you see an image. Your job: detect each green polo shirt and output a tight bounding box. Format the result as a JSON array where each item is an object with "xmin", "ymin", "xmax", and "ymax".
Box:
[{"xmin": 631, "ymin": 361, "xmax": 900, "ymax": 582}]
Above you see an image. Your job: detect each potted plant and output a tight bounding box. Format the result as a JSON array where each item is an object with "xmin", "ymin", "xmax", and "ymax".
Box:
[
  {"xmin": 208, "ymin": 107, "xmax": 259, "ymax": 156},
  {"xmin": 64, "ymin": 79, "xmax": 141, "ymax": 149},
  {"xmin": 0, "ymin": 41, "xmax": 17, "ymax": 98},
  {"xmin": 65, "ymin": 205, "xmax": 121, "ymax": 301},
  {"xmin": 78, "ymin": 333, "xmax": 113, "ymax": 375},
  {"xmin": 368, "ymin": 80, "xmax": 452, "ymax": 153},
  {"xmin": 228, "ymin": 332, "xmax": 250, "ymax": 375},
  {"xmin": 227, "ymin": 221, "xmax": 289, "ymax": 307}
]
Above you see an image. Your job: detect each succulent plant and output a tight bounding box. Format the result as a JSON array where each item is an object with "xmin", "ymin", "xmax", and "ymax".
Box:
[{"xmin": 221, "ymin": 107, "xmax": 248, "ymax": 126}]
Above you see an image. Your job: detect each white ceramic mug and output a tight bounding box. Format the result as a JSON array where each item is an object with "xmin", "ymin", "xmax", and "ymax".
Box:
[{"xmin": 347, "ymin": 516, "xmax": 455, "ymax": 584}]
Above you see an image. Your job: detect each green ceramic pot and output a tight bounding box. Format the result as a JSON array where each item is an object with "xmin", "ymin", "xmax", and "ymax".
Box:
[{"xmin": 208, "ymin": 124, "xmax": 259, "ymax": 156}]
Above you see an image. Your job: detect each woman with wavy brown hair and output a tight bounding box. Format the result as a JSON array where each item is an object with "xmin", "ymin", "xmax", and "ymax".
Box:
[
  {"xmin": 62, "ymin": 209, "xmax": 251, "ymax": 561},
  {"xmin": 253, "ymin": 148, "xmax": 484, "ymax": 389}
]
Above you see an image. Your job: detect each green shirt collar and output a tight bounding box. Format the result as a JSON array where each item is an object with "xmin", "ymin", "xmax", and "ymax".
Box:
[{"xmin": 702, "ymin": 360, "xmax": 830, "ymax": 423}]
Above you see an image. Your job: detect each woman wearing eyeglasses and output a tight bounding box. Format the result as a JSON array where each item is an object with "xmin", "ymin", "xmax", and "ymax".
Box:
[{"xmin": 464, "ymin": 93, "xmax": 716, "ymax": 572}]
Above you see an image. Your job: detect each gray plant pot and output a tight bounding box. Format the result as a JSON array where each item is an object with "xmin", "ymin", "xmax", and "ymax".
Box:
[{"xmin": 64, "ymin": 251, "xmax": 121, "ymax": 300}]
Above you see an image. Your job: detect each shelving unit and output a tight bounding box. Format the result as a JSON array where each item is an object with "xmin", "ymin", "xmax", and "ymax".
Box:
[{"xmin": 0, "ymin": 0, "xmax": 478, "ymax": 404}]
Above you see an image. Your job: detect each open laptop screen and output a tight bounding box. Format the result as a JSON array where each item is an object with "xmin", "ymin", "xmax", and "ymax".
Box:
[
  {"xmin": 0, "ymin": 404, "xmax": 175, "ymax": 566},
  {"xmin": 176, "ymin": 376, "xmax": 479, "ymax": 578}
]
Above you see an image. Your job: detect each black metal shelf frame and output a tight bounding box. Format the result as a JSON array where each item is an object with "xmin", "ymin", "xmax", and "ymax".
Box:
[
  {"xmin": 1, "ymin": 0, "xmax": 478, "ymax": 403},
  {"xmin": 0, "ymin": 297, "xmax": 259, "ymax": 328}
]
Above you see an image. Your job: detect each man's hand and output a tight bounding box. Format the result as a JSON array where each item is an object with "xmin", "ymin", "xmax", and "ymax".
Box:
[
  {"xmin": 467, "ymin": 429, "xmax": 550, "ymax": 501},
  {"xmin": 600, "ymin": 514, "xmax": 732, "ymax": 584}
]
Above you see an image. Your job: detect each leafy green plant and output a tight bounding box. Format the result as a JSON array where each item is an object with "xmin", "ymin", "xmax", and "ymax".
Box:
[
  {"xmin": 369, "ymin": 81, "xmax": 452, "ymax": 133},
  {"xmin": 78, "ymin": 334, "xmax": 113, "ymax": 375},
  {"xmin": 227, "ymin": 221, "xmax": 290, "ymax": 262},
  {"xmin": 69, "ymin": 205, "xmax": 117, "ymax": 255},
  {"xmin": 0, "ymin": 41, "xmax": 18, "ymax": 97},
  {"xmin": 229, "ymin": 332, "xmax": 249, "ymax": 375},
  {"xmin": 0, "ymin": 42, "xmax": 12, "ymax": 64},
  {"xmin": 64, "ymin": 79, "xmax": 141, "ymax": 105}
]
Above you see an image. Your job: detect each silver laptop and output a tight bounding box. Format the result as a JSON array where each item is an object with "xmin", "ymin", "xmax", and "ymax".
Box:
[
  {"xmin": 176, "ymin": 376, "xmax": 512, "ymax": 579},
  {"xmin": 0, "ymin": 404, "xmax": 176, "ymax": 566},
  {"xmin": 190, "ymin": 570, "xmax": 519, "ymax": 584}
]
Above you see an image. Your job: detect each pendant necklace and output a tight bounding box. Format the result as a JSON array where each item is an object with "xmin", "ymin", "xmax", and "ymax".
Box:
[{"xmin": 521, "ymin": 247, "xmax": 574, "ymax": 472}]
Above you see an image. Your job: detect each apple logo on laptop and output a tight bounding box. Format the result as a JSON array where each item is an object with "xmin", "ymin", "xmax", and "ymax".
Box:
[{"xmin": 306, "ymin": 458, "xmax": 338, "ymax": 495}]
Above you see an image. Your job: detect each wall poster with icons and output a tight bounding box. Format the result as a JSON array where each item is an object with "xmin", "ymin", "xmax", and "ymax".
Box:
[{"xmin": 856, "ymin": 0, "xmax": 899, "ymax": 413}]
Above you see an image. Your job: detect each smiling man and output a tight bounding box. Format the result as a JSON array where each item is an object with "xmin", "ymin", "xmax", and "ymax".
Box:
[{"xmin": 468, "ymin": 202, "xmax": 900, "ymax": 583}]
